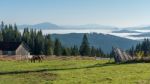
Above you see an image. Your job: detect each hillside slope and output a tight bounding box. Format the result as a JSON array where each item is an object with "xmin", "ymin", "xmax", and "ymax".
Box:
[{"xmin": 51, "ymin": 33, "xmax": 139, "ymax": 53}]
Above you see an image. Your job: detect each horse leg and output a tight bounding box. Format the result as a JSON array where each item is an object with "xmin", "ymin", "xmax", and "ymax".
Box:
[
  {"xmin": 38, "ymin": 57, "xmax": 41, "ymax": 63},
  {"xmin": 40, "ymin": 58, "xmax": 42, "ymax": 62},
  {"xmin": 30, "ymin": 59, "xmax": 32, "ymax": 63},
  {"xmin": 34, "ymin": 59, "xmax": 35, "ymax": 63}
]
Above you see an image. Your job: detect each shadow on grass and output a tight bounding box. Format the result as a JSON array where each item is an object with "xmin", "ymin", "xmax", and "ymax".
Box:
[{"xmin": 0, "ymin": 61, "xmax": 137, "ymax": 75}]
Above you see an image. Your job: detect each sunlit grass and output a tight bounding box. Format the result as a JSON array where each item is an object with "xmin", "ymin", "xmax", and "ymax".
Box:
[{"xmin": 0, "ymin": 59, "xmax": 150, "ymax": 84}]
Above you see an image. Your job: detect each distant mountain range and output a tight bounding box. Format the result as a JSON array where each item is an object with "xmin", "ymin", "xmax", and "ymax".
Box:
[
  {"xmin": 51, "ymin": 33, "xmax": 139, "ymax": 53},
  {"xmin": 62, "ymin": 24, "xmax": 118, "ymax": 30},
  {"xmin": 18, "ymin": 22, "xmax": 150, "ymax": 30},
  {"xmin": 17, "ymin": 22, "xmax": 150, "ymax": 41},
  {"xmin": 18, "ymin": 22, "xmax": 118, "ymax": 30},
  {"xmin": 130, "ymin": 32, "xmax": 150, "ymax": 37},
  {"xmin": 124, "ymin": 26, "xmax": 150, "ymax": 30},
  {"xmin": 18, "ymin": 22, "xmax": 61, "ymax": 29},
  {"xmin": 112, "ymin": 30, "xmax": 141, "ymax": 33}
]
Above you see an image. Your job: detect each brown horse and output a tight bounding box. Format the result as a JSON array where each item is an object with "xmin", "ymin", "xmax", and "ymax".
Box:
[{"xmin": 29, "ymin": 55, "xmax": 44, "ymax": 63}]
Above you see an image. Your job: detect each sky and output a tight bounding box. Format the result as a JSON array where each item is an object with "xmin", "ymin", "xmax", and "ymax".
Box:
[{"xmin": 0, "ymin": 0, "xmax": 150, "ymax": 27}]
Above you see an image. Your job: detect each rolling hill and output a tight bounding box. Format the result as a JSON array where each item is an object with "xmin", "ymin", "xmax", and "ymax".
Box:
[{"xmin": 51, "ymin": 33, "xmax": 139, "ymax": 53}]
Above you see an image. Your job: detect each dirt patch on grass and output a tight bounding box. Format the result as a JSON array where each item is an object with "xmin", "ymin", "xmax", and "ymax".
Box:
[
  {"xmin": 28, "ymin": 72, "xmax": 58, "ymax": 81},
  {"xmin": 98, "ymin": 77, "xmax": 112, "ymax": 83},
  {"xmin": 39, "ymin": 72, "xmax": 58, "ymax": 81}
]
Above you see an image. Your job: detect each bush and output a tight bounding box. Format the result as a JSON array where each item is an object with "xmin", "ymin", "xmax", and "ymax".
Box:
[{"xmin": 135, "ymin": 51, "xmax": 144, "ymax": 59}]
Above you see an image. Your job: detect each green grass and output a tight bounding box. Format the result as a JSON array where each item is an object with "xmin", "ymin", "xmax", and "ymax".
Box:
[{"xmin": 0, "ymin": 59, "xmax": 150, "ymax": 84}]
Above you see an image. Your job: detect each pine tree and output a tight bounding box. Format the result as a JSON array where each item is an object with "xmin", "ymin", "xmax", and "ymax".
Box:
[
  {"xmin": 44, "ymin": 34, "xmax": 53, "ymax": 55},
  {"xmin": 134, "ymin": 39, "xmax": 150, "ymax": 57},
  {"xmin": 34, "ymin": 30, "xmax": 45, "ymax": 55},
  {"xmin": 79, "ymin": 34, "xmax": 90, "ymax": 56},
  {"xmin": 90, "ymin": 46, "xmax": 96, "ymax": 57},
  {"xmin": 128, "ymin": 46, "xmax": 135, "ymax": 57},
  {"xmin": 14, "ymin": 24, "xmax": 21, "ymax": 42},
  {"xmin": 62, "ymin": 47, "xmax": 71, "ymax": 56},
  {"xmin": 0, "ymin": 30, "xmax": 3, "ymax": 41},
  {"xmin": 141, "ymin": 39, "xmax": 150, "ymax": 56},
  {"xmin": 22, "ymin": 28, "xmax": 30, "ymax": 44},
  {"xmin": 1, "ymin": 21, "xmax": 4, "ymax": 29},
  {"xmin": 109, "ymin": 47, "xmax": 115, "ymax": 59},
  {"xmin": 95, "ymin": 48, "xmax": 105, "ymax": 57},
  {"xmin": 29, "ymin": 29, "xmax": 36, "ymax": 54},
  {"xmin": 54, "ymin": 38, "xmax": 62, "ymax": 56},
  {"xmin": 0, "ymin": 22, "xmax": 3, "ymax": 41},
  {"xmin": 71, "ymin": 45, "xmax": 79, "ymax": 56}
]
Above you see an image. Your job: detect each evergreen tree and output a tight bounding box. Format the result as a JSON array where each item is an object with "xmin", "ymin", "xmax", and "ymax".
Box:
[
  {"xmin": 22, "ymin": 28, "xmax": 30, "ymax": 44},
  {"xmin": 54, "ymin": 38, "xmax": 62, "ymax": 56},
  {"xmin": 71, "ymin": 45, "xmax": 79, "ymax": 56},
  {"xmin": 44, "ymin": 34, "xmax": 53, "ymax": 55},
  {"xmin": 29, "ymin": 29, "xmax": 36, "ymax": 54},
  {"xmin": 141, "ymin": 39, "xmax": 150, "ymax": 56},
  {"xmin": 1, "ymin": 21, "xmax": 4, "ymax": 29},
  {"xmin": 0, "ymin": 22, "xmax": 3, "ymax": 41},
  {"xmin": 14, "ymin": 24, "xmax": 21, "ymax": 42},
  {"xmin": 133, "ymin": 39, "xmax": 150, "ymax": 57},
  {"xmin": 90, "ymin": 46, "xmax": 96, "ymax": 57},
  {"xmin": 128, "ymin": 46, "xmax": 135, "ymax": 57},
  {"xmin": 0, "ymin": 30, "xmax": 3, "ymax": 41},
  {"xmin": 96, "ymin": 48, "xmax": 101, "ymax": 57},
  {"xmin": 109, "ymin": 47, "xmax": 115, "ymax": 59},
  {"xmin": 62, "ymin": 47, "xmax": 71, "ymax": 56},
  {"xmin": 79, "ymin": 34, "xmax": 90, "ymax": 56},
  {"xmin": 95, "ymin": 48, "xmax": 105, "ymax": 57},
  {"xmin": 135, "ymin": 43, "xmax": 142, "ymax": 52},
  {"xmin": 35, "ymin": 30, "xmax": 44, "ymax": 55}
]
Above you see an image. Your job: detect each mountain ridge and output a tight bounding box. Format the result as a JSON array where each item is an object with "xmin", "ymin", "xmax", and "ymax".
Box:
[
  {"xmin": 18, "ymin": 22, "xmax": 150, "ymax": 31},
  {"xmin": 18, "ymin": 22, "xmax": 118, "ymax": 30},
  {"xmin": 18, "ymin": 22, "xmax": 60, "ymax": 29},
  {"xmin": 51, "ymin": 33, "xmax": 139, "ymax": 53}
]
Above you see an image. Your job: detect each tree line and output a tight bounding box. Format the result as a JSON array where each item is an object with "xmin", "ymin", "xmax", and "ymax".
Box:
[
  {"xmin": 0, "ymin": 22, "xmax": 106, "ymax": 57},
  {"xmin": 128, "ymin": 39, "xmax": 150, "ymax": 58}
]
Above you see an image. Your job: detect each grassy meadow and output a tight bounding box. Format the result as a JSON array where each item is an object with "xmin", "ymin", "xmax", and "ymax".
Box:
[{"xmin": 0, "ymin": 57, "xmax": 150, "ymax": 84}]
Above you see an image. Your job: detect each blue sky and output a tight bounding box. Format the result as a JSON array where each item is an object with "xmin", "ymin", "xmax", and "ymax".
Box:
[{"xmin": 0, "ymin": 0, "xmax": 150, "ymax": 27}]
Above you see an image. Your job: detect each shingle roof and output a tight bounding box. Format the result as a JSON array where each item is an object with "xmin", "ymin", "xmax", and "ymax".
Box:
[{"xmin": 0, "ymin": 42, "xmax": 23, "ymax": 51}]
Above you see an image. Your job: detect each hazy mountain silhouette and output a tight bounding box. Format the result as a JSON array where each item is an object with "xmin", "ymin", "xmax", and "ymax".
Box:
[
  {"xmin": 18, "ymin": 22, "xmax": 61, "ymax": 29},
  {"xmin": 51, "ymin": 33, "xmax": 139, "ymax": 53},
  {"xmin": 112, "ymin": 29, "xmax": 141, "ymax": 33}
]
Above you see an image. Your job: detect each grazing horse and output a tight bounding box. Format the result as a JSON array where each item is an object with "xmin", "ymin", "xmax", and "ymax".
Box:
[{"xmin": 28, "ymin": 55, "xmax": 44, "ymax": 63}]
